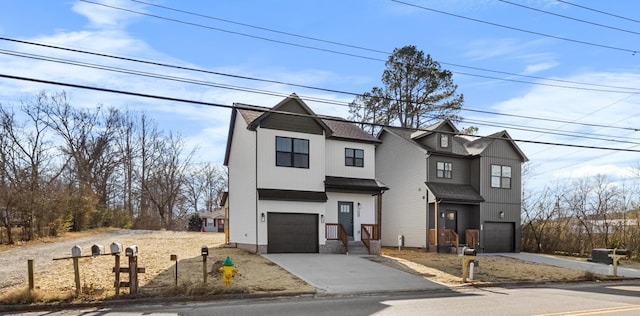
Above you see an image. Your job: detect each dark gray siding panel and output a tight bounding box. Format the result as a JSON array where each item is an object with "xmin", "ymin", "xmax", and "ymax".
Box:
[
  {"xmin": 260, "ymin": 99, "xmax": 325, "ymax": 135},
  {"xmin": 426, "ymin": 155, "xmax": 471, "ymax": 184},
  {"xmin": 469, "ymin": 158, "xmax": 481, "ymax": 192},
  {"xmin": 479, "ymin": 157, "xmax": 522, "ymax": 204},
  {"xmin": 483, "ymin": 222, "xmax": 514, "ymax": 253},
  {"xmin": 267, "ymin": 213, "xmax": 319, "ymax": 253},
  {"xmin": 482, "ymin": 138, "xmax": 523, "ymax": 160}
]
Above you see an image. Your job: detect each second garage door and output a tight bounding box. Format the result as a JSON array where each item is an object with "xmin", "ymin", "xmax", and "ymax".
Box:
[
  {"xmin": 267, "ymin": 213, "xmax": 318, "ymax": 253},
  {"xmin": 483, "ymin": 222, "xmax": 514, "ymax": 253}
]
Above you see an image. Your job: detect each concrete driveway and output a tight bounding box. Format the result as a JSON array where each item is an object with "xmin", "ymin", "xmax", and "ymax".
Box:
[
  {"xmin": 263, "ymin": 254, "xmax": 446, "ymax": 294},
  {"xmin": 496, "ymin": 253, "xmax": 640, "ymax": 278}
]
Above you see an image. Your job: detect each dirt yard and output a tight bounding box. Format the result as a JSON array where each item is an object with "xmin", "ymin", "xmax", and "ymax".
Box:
[
  {"xmin": 375, "ymin": 247, "xmax": 624, "ymax": 285},
  {"xmin": 0, "ymin": 230, "xmax": 313, "ymax": 304},
  {"xmin": 2, "ymin": 230, "xmax": 634, "ymax": 305}
]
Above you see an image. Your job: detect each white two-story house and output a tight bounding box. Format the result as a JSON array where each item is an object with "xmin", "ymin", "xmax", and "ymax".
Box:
[{"xmin": 223, "ymin": 94, "xmax": 387, "ymax": 254}]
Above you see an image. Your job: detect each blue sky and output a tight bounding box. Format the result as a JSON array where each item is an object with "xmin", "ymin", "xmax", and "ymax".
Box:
[{"xmin": 1, "ymin": 0, "xmax": 639, "ymax": 190}]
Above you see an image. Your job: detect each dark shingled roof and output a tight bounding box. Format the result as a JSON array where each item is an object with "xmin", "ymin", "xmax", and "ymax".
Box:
[
  {"xmin": 257, "ymin": 189, "xmax": 328, "ymax": 202},
  {"xmin": 321, "ymin": 118, "xmax": 380, "ymax": 143},
  {"xmin": 425, "ymin": 182, "xmax": 484, "ymax": 203},
  {"xmin": 234, "ymin": 103, "xmax": 379, "ymax": 143},
  {"xmin": 325, "ymin": 176, "xmax": 388, "ymax": 194}
]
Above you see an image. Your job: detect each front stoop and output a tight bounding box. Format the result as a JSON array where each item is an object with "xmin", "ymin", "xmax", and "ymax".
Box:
[{"xmin": 347, "ymin": 241, "xmax": 370, "ymax": 255}]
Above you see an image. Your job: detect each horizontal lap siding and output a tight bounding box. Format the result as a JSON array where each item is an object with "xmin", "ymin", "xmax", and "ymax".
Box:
[
  {"xmin": 376, "ymin": 131, "xmax": 428, "ymax": 248},
  {"xmin": 228, "ymin": 112, "xmax": 257, "ymax": 246}
]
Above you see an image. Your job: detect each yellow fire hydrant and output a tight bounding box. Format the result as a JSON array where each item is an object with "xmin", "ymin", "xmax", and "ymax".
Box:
[{"xmin": 219, "ymin": 256, "xmax": 235, "ymax": 286}]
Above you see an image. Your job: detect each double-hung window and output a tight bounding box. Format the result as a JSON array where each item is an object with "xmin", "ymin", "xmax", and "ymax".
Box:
[
  {"xmin": 345, "ymin": 148, "xmax": 364, "ymax": 167},
  {"xmin": 491, "ymin": 164, "xmax": 512, "ymax": 188},
  {"xmin": 276, "ymin": 136, "xmax": 309, "ymax": 168},
  {"xmin": 436, "ymin": 161, "xmax": 452, "ymax": 179}
]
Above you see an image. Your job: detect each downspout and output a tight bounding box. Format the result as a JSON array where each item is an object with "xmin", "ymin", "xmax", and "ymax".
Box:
[
  {"xmin": 255, "ymin": 130, "xmax": 259, "ymax": 253},
  {"xmin": 434, "ymin": 199, "xmax": 439, "ymax": 248},
  {"xmin": 377, "ymin": 191, "xmax": 383, "ymax": 240}
]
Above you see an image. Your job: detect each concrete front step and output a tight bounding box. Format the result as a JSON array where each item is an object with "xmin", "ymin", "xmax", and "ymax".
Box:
[{"xmin": 347, "ymin": 241, "xmax": 370, "ymax": 255}]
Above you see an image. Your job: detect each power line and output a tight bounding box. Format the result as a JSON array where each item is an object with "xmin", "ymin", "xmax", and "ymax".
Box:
[
  {"xmin": 4, "ymin": 45, "xmax": 640, "ymax": 140},
  {"xmin": 3, "ymin": 72, "xmax": 640, "ymax": 153},
  {"xmin": 556, "ymin": 0, "xmax": 640, "ymax": 24},
  {"xmin": 127, "ymin": 0, "xmax": 390, "ymax": 56},
  {"xmin": 498, "ymin": 0, "xmax": 640, "ymax": 36},
  {"xmin": 77, "ymin": 0, "xmax": 383, "ymax": 63},
  {"xmin": 391, "ymin": 0, "xmax": 640, "ymax": 55},
  {"xmin": 462, "ymin": 105, "xmax": 640, "ymax": 132},
  {"xmin": 71, "ymin": 2, "xmax": 640, "ymax": 93}
]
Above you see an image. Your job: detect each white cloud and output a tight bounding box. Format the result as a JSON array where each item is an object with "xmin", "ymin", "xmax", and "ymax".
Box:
[
  {"xmin": 463, "ymin": 38, "xmax": 550, "ymax": 61},
  {"xmin": 71, "ymin": 0, "xmax": 146, "ymax": 30},
  {"xmin": 522, "ymin": 61, "xmax": 559, "ymax": 74},
  {"xmin": 484, "ymin": 71, "xmax": 640, "ymax": 188}
]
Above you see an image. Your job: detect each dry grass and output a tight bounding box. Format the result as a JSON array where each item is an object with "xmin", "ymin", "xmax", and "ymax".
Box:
[
  {"xmin": 0, "ymin": 231, "xmax": 313, "ymax": 304},
  {"xmin": 376, "ymin": 247, "xmax": 616, "ymax": 285},
  {"xmin": 3, "ymin": 230, "xmax": 635, "ymax": 306},
  {"xmin": 0, "ymin": 228, "xmax": 117, "ymax": 252}
]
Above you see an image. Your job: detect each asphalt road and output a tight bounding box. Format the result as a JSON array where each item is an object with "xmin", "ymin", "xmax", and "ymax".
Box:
[
  {"xmin": 8, "ymin": 281, "xmax": 640, "ymax": 316},
  {"xmin": 0, "ymin": 230, "xmax": 156, "ymax": 288}
]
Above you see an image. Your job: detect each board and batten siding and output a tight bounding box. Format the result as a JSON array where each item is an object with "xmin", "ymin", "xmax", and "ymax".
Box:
[
  {"xmin": 325, "ymin": 192, "xmax": 377, "ymax": 241},
  {"xmin": 325, "ymin": 139, "xmax": 376, "ymax": 179},
  {"xmin": 257, "ymin": 200, "xmax": 326, "ymax": 246},
  {"xmin": 376, "ymin": 130, "xmax": 429, "ymax": 248},
  {"xmin": 256, "ymin": 128, "xmax": 326, "ymax": 192},
  {"xmin": 477, "ymin": 138, "xmax": 525, "ymax": 252},
  {"xmin": 426, "ymin": 155, "xmax": 471, "ymax": 184},
  {"xmin": 479, "ymin": 161, "xmax": 522, "ymax": 204},
  {"xmin": 228, "ymin": 113, "xmax": 258, "ymax": 246}
]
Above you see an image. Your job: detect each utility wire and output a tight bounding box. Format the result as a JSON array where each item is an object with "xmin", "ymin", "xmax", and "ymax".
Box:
[
  {"xmin": 391, "ymin": 0, "xmax": 639, "ymax": 55},
  {"xmin": 556, "ymin": 0, "xmax": 640, "ymax": 24},
  {"xmin": 4, "ymin": 72, "xmax": 640, "ymax": 153},
  {"xmin": 498, "ymin": 0, "xmax": 640, "ymax": 36},
  {"xmin": 127, "ymin": 0, "xmax": 390, "ymax": 56},
  {"xmin": 3, "ymin": 42, "xmax": 640, "ymax": 136},
  {"xmin": 462, "ymin": 105, "xmax": 640, "ymax": 132},
  {"xmin": 72, "ymin": 2, "xmax": 640, "ymax": 92},
  {"xmin": 4, "ymin": 46, "xmax": 640, "ymax": 137},
  {"xmin": 77, "ymin": 0, "xmax": 383, "ymax": 62}
]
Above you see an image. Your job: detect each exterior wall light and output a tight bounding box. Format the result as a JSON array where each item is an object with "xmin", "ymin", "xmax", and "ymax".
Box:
[{"xmin": 261, "ymin": 212, "xmax": 265, "ymax": 222}]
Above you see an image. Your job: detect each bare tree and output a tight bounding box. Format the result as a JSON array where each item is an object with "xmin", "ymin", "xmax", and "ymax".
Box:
[
  {"xmin": 42, "ymin": 92, "xmax": 121, "ymax": 231},
  {"xmin": 143, "ymin": 132, "xmax": 193, "ymax": 229}
]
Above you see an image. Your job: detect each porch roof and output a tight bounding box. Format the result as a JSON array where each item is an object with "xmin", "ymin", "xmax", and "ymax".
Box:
[
  {"xmin": 325, "ymin": 176, "xmax": 389, "ymax": 194},
  {"xmin": 257, "ymin": 188, "xmax": 328, "ymax": 202},
  {"xmin": 425, "ymin": 182, "xmax": 484, "ymax": 203}
]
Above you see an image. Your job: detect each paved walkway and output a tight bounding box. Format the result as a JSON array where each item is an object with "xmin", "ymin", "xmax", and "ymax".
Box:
[
  {"xmin": 496, "ymin": 252, "xmax": 640, "ymax": 278},
  {"xmin": 263, "ymin": 254, "xmax": 446, "ymax": 294}
]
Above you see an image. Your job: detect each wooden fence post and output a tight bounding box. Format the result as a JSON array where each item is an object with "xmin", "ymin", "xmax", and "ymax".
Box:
[{"xmin": 27, "ymin": 259, "xmax": 35, "ymax": 291}]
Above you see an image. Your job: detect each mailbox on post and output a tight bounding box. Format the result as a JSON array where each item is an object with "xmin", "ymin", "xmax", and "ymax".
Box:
[
  {"xmin": 201, "ymin": 245, "xmax": 209, "ymax": 284},
  {"xmin": 125, "ymin": 245, "xmax": 138, "ymax": 257},
  {"xmin": 71, "ymin": 245, "xmax": 82, "ymax": 257},
  {"xmin": 110, "ymin": 242, "xmax": 123, "ymax": 254},
  {"xmin": 463, "ymin": 248, "xmax": 477, "ymax": 256},
  {"xmin": 91, "ymin": 244, "xmax": 104, "ymax": 257}
]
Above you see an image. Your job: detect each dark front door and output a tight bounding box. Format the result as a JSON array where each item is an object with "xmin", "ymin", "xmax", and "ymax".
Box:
[
  {"xmin": 445, "ymin": 210, "xmax": 457, "ymax": 231},
  {"xmin": 338, "ymin": 202, "xmax": 354, "ymax": 238}
]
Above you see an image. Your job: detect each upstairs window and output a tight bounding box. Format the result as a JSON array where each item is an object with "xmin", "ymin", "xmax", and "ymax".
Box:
[
  {"xmin": 491, "ymin": 164, "xmax": 512, "ymax": 189},
  {"xmin": 436, "ymin": 161, "xmax": 452, "ymax": 179},
  {"xmin": 276, "ymin": 136, "xmax": 309, "ymax": 168},
  {"xmin": 345, "ymin": 148, "xmax": 364, "ymax": 167},
  {"xmin": 440, "ymin": 134, "xmax": 449, "ymax": 148}
]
